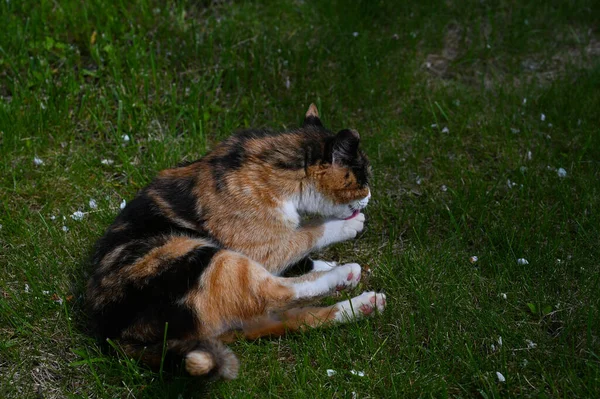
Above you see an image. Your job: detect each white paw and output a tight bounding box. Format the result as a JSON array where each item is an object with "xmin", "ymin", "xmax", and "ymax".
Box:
[
  {"xmin": 334, "ymin": 291, "xmax": 386, "ymax": 322},
  {"xmin": 341, "ymin": 213, "xmax": 365, "ymax": 239},
  {"xmin": 330, "ymin": 263, "xmax": 362, "ymax": 291},
  {"xmin": 293, "ymin": 263, "xmax": 361, "ymax": 299},
  {"xmin": 317, "ymin": 213, "xmax": 365, "ymax": 248},
  {"xmin": 312, "ymin": 260, "xmax": 338, "ymax": 272}
]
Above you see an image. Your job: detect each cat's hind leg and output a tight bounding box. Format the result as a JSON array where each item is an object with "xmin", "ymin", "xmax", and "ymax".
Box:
[
  {"xmin": 184, "ymin": 252, "xmax": 363, "ymax": 338},
  {"xmin": 220, "ymin": 291, "xmax": 386, "ymax": 341}
]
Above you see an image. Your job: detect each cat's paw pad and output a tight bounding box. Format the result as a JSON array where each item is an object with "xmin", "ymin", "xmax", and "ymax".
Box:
[
  {"xmin": 332, "ymin": 263, "xmax": 361, "ymax": 291},
  {"xmin": 335, "ymin": 291, "xmax": 386, "ymax": 322}
]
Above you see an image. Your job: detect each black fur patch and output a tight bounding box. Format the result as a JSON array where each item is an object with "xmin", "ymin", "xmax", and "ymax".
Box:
[
  {"xmin": 258, "ymin": 148, "xmax": 305, "ymax": 170},
  {"xmin": 282, "ymin": 257, "xmax": 314, "ymax": 277},
  {"xmin": 351, "ymin": 149, "xmax": 371, "ymax": 187},
  {"xmin": 303, "ymin": 115, "xmax": 323, "ymax": 127},
  {"xmin": 209, "ymin": 145, "xmax": 245, "ymax": 192},
  {"xmin": 92, "ymin": 245, "xmax": 220, "ymax": 340},
  {"xmin": 153, "ymin": 176, "xmax": 201, "ymax": 225}
]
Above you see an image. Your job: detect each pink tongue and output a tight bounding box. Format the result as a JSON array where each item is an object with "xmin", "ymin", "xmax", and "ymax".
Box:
[{"xmin": 345, "ymin": 210, "xmax": 360, "ymax": 220}]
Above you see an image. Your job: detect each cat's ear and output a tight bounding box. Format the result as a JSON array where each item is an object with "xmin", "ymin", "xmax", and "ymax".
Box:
[
  {"xmin": 330, "ymin": 129, "xmax": 360, "ymax": 165},
  {"xmin": 303, "ymin": 103, "xmax": 323, "ymax": 127}
]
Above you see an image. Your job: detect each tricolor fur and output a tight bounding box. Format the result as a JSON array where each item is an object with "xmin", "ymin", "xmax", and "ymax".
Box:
[{"xmin": 87, "ymin": 104, "xmax": 386, "ymax": 379}]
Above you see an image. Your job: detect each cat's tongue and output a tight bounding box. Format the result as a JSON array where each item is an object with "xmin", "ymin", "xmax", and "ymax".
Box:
[{"xmin": 344, "ymin": 210, "xmax": 360, "ymax": 220}]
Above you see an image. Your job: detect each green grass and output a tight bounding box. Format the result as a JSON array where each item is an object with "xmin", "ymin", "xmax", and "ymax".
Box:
[{"xmin": 1, "ymin": 0, "xmax": 599, "ymax": 397}]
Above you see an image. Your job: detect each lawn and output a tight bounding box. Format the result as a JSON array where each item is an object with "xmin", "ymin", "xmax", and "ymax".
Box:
[{"xmin": 1, "ymin": 0, "xmax": 599, "ymax": 397}]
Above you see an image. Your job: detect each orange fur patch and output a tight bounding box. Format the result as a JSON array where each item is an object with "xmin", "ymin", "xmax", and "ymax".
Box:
[{"xmin": 127, "ymin": 236, "xmax": 209, "ymax": 281}]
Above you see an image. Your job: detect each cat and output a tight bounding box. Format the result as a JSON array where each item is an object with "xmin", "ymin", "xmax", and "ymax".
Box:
[{"xmin": 86, "ymin": 104, "xmax": 386, "ymax": 379}]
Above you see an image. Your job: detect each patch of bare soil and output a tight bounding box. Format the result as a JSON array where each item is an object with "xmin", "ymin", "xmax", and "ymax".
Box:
[{"xmin": 423, "ymin": 25, "xmax": 600, "ymax": 88}]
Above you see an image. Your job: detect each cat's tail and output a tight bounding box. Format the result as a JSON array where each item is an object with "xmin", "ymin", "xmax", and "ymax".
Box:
[{"xmin": 120, "ymin": 338, "xmax": 239, "ymax": 379}]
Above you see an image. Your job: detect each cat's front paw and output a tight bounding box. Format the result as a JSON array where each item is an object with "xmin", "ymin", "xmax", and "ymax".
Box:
[
  {"xmin": 341, "ymin": 213, "xmax": 365, "ymax": 240},
  {"xmin": 317, "ymin": 213, "xmax": 365, "ymax": 248}
]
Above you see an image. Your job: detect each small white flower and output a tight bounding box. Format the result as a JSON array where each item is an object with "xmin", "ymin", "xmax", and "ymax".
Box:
[
  {"xmin": 541, "ymin": 113, "xmax": 546, "ymax": 121},
  {"xmin": 89, "ymin": 199, "xmax": 98, "ymax": 209},
  {"xmin": 416, "ymin": 176, "xmax": 422, "ymax": 185},
  {"xmin": 496, "ymin": 372, "xmax": 506, "ymax": 382},
  {"xmin": 42, "ymin": 290, "xmax": 50, "ymax": 295},
  {"xmin": 527, "ymin": 150, "xmax": 532, "ymax": 160},
  {"xmin": 469, "ymin": 256, "xmax": 478, "ymax": 264},
  {"xmin": 25, "ymin": 284, "xmax": 31, "ymax": 293},
  {"xmin": 101, "ymin": 159, "xmax": 114, "ymax": 165},
  {"xmin": 62, "ymin": 225, "xmax": 69, "ymax": 232},
  {"xmin": 501, "ymin": 293, "xmax": 507, "ymax": 300},
  {"xmin": 440, "ymin": 185, "xmax": 448, "ymax": 192},
  {"xmin": 49, "ymin": 215, "xmax": 56, "ymax": 221},
  {"xmin": 122, "ymin": 134, "xmax": 130, "ymax": 142},
  {"xmin": 522, "ymin": 98, "xmax": 527, "ymax": 105},
  {"xmin": 350, "ymin": 370, "xmax": 365, "ymax": 377},
  {"xmin": 120, "ymin": 199, "xmax": 127, "ymax": 210},
  {"xmin": 33, "ymin": 157, "xmax": 44, "ymax": 166},
  {"xmin": 326, "ymin": 369, "xmax": 337, "ymax": 377},
  {"xmin": 526, "ymin": 339, "xmax": 537, "ymax": 349},
  {"xmin": 70, "ymin": 211, "xmax": 85, "ymax": 221},
  {"xmin": 498, "ymin": 336, "xmax": 503, "ymax": 347},
  {"xmin": 441, "ymin": 126, "xmax": 449, "ymax": 134},
  {"xmin": 352, "ymin": 32, "xmax": 359, "ymax": 37},
  {"xmin": 507, "ymin": 179, "xmax": 516, "ymax": 189},
  {"xmin": 517, "ymin": 258, "xmax": 529, "ymax": 265},
  {"xmin": 557, "ymin": 168, "xmax": 567, "ymax": 178}
]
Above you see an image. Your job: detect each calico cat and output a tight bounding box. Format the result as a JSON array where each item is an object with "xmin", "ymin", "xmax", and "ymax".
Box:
[{"xmin": 86, "ymin": 104, "xmax": 386, "ymax": 379}]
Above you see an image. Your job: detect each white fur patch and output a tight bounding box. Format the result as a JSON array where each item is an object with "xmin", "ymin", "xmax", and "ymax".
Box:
[
  {"xmin": 334, "ymin": 291, "xmax": 386, "ymax": 323},
  {"xmin": 186, "ymin": 351, "xmax": 215, "ymax": 376},
  {"xmin": 294, "ymin": 184, "xmax": 353, "ymax": 219},
  {"xmin": 311, "ymin": 259, "xmax": 338, "ymax": 271},
  {"xmin": 293, "ymin": 263, "xmax": 361, "ymax": 299},
  {"xmin": 352, "ymin": 189, "xmax": 371, "ymax": 210},
  {"xmin": 316, "ymin": 213, "xmax": 365, "ymax": 248},
  {"xmin": 279, "ymin": 200, "xmax": 300, "ymax": 227}
]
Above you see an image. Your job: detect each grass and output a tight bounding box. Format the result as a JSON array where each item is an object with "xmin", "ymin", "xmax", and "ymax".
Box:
[{"xmin": 1, "ymin": 0, "xmax": 599, "ymax": 397}]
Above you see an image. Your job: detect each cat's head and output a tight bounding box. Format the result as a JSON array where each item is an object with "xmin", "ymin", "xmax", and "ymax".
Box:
[{"xmin": 299, "ymin": 104, "xmax": 372, "ymax": 220}]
